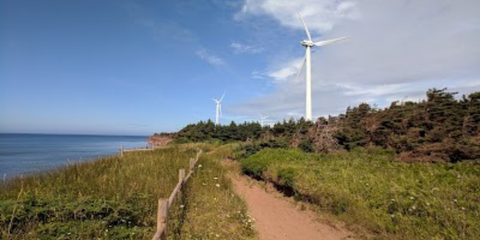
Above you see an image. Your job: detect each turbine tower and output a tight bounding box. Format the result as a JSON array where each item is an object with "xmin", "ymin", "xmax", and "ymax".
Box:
[
  {"xmin": 212, "ymin": 93, "xmax": 225, "ymax": 125},
  {"xmin": 259, "ymin": 114, "xmax": 269, "ymax": 127},
  {"xmin": 296, "ymin": 14, "xmax": 349, "ymax": 121}
]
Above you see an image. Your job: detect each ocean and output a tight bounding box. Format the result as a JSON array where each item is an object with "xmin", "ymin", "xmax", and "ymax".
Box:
[{"xmin": 0, "ymin": 133, "xmax": 149, "ymax": 179}]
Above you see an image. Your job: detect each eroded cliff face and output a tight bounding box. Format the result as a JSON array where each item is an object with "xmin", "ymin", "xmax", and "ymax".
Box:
[{"xmin": 148, "ymin": 135, "xmax": 173, "ymax": 148}]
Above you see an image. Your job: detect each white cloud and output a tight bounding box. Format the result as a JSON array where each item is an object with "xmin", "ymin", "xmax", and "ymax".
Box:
[
  {"xmin": 267, "ymin": 57, "xmax": 304, "ymax": 81},
  {"xmin": 230, "ymin": 42, "xmax": 265, "ymax": 54},
  {"xmin": 235, "ymin": 0, "xmax": 360, "ymax": 34},
  {"xmin": 337, "ymin": 83, "xmax": 407, "ymax": 97},
  {"xmin": 196, "ymin": 48, "xmax": 225, "ymax": 66},
  {"xmin": 231, "ymin": 0, "xmax": 480, "ymax": 121}
]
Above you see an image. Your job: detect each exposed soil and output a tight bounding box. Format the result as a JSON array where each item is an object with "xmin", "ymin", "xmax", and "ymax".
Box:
[
  {"xmin": 229, "ymin": 163, "xmax": 355, "ymax": 240},
  {"xmin": 148, "ymin": 135, "xmax": 173, "ymax": 148}
]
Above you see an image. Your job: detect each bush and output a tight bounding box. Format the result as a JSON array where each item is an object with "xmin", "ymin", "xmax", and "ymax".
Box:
[
  {"xmin": 236, "ymin": 139, "xmax": 289, "ymax": 159},
  {"xmin": 298, "ymin": 139, "xmax": 314, "ymax": 152}
]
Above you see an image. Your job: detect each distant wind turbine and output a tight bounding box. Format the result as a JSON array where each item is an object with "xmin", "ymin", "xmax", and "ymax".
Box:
[
  {"xmin": 295, "ymin": 14, "xmax": 349, "ymax": 121},
  {"xmin": 212, "ymin": 93, "xmax": 225, "ymax": 125},
  {"xmin": 259, "ymin": 114, "xmax": 269, "ymax": 127}
]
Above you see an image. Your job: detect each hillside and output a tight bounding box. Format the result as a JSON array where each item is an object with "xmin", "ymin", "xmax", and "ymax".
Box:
[{"xmin": 164, "ymin": 88, "xmax": 480, "ymax": 163}]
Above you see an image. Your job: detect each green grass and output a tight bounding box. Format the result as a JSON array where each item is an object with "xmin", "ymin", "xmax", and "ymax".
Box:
[
  {"xmin": 240, "ymin": 148, "xmax": 480, "ymax": 240},
  {"xmin": 0, "ymin": 147, "xmax": 196, "ymax": 239},
  {"xmin": 178, "ymin": 143, "xmax": 257, "ymax": 240}
]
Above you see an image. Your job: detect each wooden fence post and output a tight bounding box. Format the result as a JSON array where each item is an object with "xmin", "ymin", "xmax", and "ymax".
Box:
[
  {"xmin": 179, "ymin": 169, "xmax": 186, "ymax": 181},
  {"xmin": 153, "ymin": 199, "xmax": 168, "ymax": 240},
  {"xmin": 179, "ymin": 169, "xmax": 185, "ymax": 199},
  {"xmin": 120, "ymin": 146, "xmax": 124, "ymax": 157},
  {"xmin": 189, "ymin": 158, "xmax": 195, "ymax": 172}
]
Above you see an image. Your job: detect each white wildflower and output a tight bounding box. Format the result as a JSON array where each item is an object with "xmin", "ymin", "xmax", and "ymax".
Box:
[{"xmin": 216, "ymin": 184, "xmax": 220, "ymax": 188}]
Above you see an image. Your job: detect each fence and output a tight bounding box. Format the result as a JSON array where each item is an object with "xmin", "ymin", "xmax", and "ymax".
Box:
[
  {"xmin": 119, "ymin": 144, "xmax": 155, "ymax": 156},
  {"xmin": 152, "ymin": 150, "xmax": 203, "ymax": 240}
]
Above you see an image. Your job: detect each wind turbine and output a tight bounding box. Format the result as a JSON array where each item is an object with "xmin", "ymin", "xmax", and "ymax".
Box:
[
  {"xmin": 259, "ymin": 114, "xmax": 269, "ymax": 127},
  {"xmin": 212, "ymin": 93, "xmax": 225, "ymax": 125},
  {"xmin": 295, "ymin": 14, "xmax": 349, "ymax": 121}
]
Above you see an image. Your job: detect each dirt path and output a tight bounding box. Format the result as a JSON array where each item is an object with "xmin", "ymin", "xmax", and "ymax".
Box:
[{"xmin": 231, "ymin": 173, "xmax": 355, "ymax": 240}]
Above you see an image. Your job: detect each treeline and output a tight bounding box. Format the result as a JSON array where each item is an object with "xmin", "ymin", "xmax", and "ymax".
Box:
[
  {"xmin": 167, "ymin": 88, "xmax": 480, "ymax": 162},
  {"xmin": 172, "ymin": 117, "xmax": 314, "ymax": 144},
  {"xmin": 174, "ymin": 120, "xmax": 265, "ymax": 143}
]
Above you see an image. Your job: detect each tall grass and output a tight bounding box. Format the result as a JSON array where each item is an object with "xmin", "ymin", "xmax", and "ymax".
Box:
[
  {"xmin": 240, "ymin": 148, "xmax": 480, "ymax": 240},
  {"xmin": 178, "ymin": 144, "xmax": 257, "ymax": 240},
  {"xmin": 0, "ymin": 147, "xmax": 195, "ymax": 239}
]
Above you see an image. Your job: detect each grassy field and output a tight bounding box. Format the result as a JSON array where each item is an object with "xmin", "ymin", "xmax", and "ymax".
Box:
[
  {"xmin": 0, "ymin": 144, "xmax": 256, "ymax": 240},
  {"xmin": 240, "ymin": 147, "xmax": 480, "ymax": 240},
  {"xmin": 178, "ymin": 144, "xmax": 256, "ymax": 240}
]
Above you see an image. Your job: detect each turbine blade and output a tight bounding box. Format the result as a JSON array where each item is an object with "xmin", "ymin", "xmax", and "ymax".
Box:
[
  {"xmin": 219, "ymin": 92, "xmax": 225, "ymax": 102},
  {"xmin": 212, "ymin": 98, "xmax": 218, "ymax": 102},
  {"xmin": 259, "ymin": 113, "xmax": 263, "ymax": 118},
  {"xmin": 219, "ymin": 104, "xmax": 222, "ymax": 117},
  {"xmin": 294, "ymin": 56, "xmax": 306, "ymax": 83},
  {"xmin": 313, "ymin": 37, "xmax": 349, "ymax": 47},
  {"xmin": 298, "ymin": 13, "xmax": 312, "ymax": 42}
]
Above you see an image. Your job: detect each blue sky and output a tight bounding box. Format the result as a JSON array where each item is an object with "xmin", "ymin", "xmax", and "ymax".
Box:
[{"xmin": 1, "ymin": 0, "xmax": 479, "ymax": 135}]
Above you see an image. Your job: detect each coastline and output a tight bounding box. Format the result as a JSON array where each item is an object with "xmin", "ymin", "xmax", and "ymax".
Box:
[{"xmin": 0, "ymin": 133, "xmax": 149, "ymax": 179}]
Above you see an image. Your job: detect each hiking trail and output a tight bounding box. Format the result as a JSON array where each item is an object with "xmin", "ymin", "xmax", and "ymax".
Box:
[{"xmin": 228, "ymin": 161, "xmax": 355, "ymax": 240}]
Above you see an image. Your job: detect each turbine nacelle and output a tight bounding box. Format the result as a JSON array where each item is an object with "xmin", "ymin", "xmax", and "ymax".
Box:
[
  {"xmin": 212, "ymin": 92, "xmax": 225, "ymax": 104},
  {"xmin": 259, "ymin": 114, "xmax": 269, "ymax": 120},
  {"xmin": 301, "ymin": 40, "xmax": 314, "ymax": 47},
  {"xmin": 301, "ymin": 38, "xmax": 350, "ymax": 48},
  {"xmin": 259, "ymin": 114, "xmax": 269, "ymax": 127}
]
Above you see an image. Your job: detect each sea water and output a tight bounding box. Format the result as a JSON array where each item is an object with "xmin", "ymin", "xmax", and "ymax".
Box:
[{"xmin": 0, "ymin": 133, "xmax": 148, "ymax": 179}]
